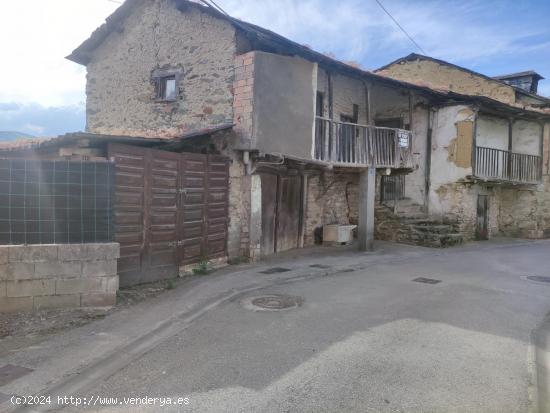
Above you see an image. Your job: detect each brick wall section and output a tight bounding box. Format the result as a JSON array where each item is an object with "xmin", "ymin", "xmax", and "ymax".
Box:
[
  {"xmin": 233, "ymin": 52, "xmax": 255, "ymax": 145},
  {"xmin": 0, "ymin": 243, "xmax": 119, "ymax": 313}
]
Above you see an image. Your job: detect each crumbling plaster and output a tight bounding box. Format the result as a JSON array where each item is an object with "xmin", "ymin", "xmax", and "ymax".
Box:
[{"xmin": 377, "ymin": 59, "xmax": 516, "ymax": 105}]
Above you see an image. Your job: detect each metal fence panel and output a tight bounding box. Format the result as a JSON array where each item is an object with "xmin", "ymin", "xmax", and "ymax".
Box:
[{"xmin": 0, "ymin": 159, "xmax": 115, "ymax": 245}]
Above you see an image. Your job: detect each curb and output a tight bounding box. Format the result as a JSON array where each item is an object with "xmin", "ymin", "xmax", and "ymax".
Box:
[{"xmin": 533, "ymin": 313, "xmax": 550, "ymax": 413}]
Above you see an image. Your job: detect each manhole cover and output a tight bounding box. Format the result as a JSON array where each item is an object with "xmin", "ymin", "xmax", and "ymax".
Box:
[
  {"xmin": 526, "ymin": 275, "xmax": 550, "ymax": 284},
  {"xmin": 0, "ymin": 365, "xmax": 33, "ymax": 386},
  {"xmin": 412, "ymin": 277, "xmax": 441, "ymax": 284},
  {"xmin": 310, "ymin": 264, "xmax": 331, "ymax": 269},
  {"xmin": 241, "ymin": 294, "xmax": 303, "ymax": 311},
  {"xmin": 259, "ymin": 267, "xmax": 291, "ymax": 274}
]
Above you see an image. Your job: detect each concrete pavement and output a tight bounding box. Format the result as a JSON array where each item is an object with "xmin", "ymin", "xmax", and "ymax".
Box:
[{"xmin": 2, "ymin": 239, "xmax": 550, "ymax": 412}]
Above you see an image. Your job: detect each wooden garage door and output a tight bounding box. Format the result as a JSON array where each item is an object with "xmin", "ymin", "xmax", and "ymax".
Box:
[{"xmin": 109, "ymin": 144, "xmax": 229, "ymax": 286}]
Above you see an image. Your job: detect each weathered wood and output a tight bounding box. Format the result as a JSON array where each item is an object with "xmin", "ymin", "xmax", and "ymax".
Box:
[
  {"xmin": 313, "ymin": 117, "xmax": 413, "ymax": 168},
  {"xmin": 474, "ymin": 145, "xmax": 541, "ymax": 184},
  {"xmin": 109, "ymin": 144, "xmax": 229, "ymax": 285}
]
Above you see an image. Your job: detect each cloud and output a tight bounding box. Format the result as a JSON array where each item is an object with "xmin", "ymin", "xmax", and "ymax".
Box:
[
  {"xmin": 0, "ymin": 102, "xmax": 85, "ymax": 137},
  {"xmin": 218, "ymin": 0, "xmax": 550, "ymax": 91},
  {"xmin": 0, "ymin": 0, "xmax": 119, "ymax": 107}
]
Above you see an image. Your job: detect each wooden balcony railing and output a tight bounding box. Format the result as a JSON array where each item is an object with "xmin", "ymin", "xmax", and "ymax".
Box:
[
  {"xmin": 314, "ymin": 117, "xmax": 413, "ymax": 168},
  {"xmin": 474, "ymin": 146, "xmax": 542, "ymax": 184}
]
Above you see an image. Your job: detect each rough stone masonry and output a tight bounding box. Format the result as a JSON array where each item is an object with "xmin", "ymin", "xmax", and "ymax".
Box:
[{"xmin": 0, "ymin": 243, "xmax": 119, "ymax": 313}]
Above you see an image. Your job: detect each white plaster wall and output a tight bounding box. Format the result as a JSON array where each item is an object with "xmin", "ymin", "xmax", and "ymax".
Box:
[
  {"xmin": 428, "ymin": 105, "xmax": 474, "ymax": 214},
  {"xmin": 476, "ymin": 115, "xmax": 508, "ymax": 150},
  {"xmin": 512, "ymin": 120, "xmax": 542, "ymax": 155}
]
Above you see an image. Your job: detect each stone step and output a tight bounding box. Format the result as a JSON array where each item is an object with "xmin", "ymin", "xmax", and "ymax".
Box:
[
  {"xmin": 400, "ymin": 217, "xmax": 434, "ymax": 225},
  {"xmin": 408, "ymin": 231, "xmax": 464, "ymax": 248},
  {"xmin": 439, "ymin": 233, "xmax": 464, "ymax": 247},
  {"xmin": 375, "ymin": 202, "xmax": 464, "ymax": 248},
  {"xmin": 410, "ymin": 224, "xmax": 455, "ymax": 234}
]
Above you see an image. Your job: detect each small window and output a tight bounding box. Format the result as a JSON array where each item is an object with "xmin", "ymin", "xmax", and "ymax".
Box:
[
  {"xmin": 152, "ymin": 67, "xmax": 182, "ymax": 102},
  {"xmin": 156, "ymin": 76, "xmax": 177, "ymax": 101}
]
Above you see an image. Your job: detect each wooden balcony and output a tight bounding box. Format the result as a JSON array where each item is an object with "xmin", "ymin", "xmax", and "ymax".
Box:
[
  {"xmin": 474, "ymin": 146, "xmax": 542, "ymax": 184},
  {"xmin": 314, "ymin": 117, "xmax": 413, "ymax": 168}
]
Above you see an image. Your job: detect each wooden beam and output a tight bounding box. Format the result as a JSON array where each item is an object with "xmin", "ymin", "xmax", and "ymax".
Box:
[
  {"xmin": 327, "ymin": 72, "xmax": 334, "ymax": 120},
  {"xmin": 471, "ymin": 109, "xmax": 478, "ymax": 176},
  {"xmin": 424, "ymin": 108, "xmax": 432, "ymax": 212},
  {"xmin": 408, "ymin": 91, "xmax": 414, "ymax": 133}
]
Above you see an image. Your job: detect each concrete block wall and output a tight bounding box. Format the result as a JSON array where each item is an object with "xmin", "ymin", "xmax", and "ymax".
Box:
[{"xmin": 0, "ymin": 243, "xmax": 119, "ymax": 313}]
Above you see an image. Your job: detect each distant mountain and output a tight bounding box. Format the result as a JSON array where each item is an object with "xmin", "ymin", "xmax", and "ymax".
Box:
[{"xmin": 0, "ymin": 131, "xmax": 36, "ymax": 141}]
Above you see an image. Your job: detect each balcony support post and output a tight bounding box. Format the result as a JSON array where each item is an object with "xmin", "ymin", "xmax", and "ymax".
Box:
[{"xmin": 358, "ymin": 165, "xmax": 376, "ymax": 251}]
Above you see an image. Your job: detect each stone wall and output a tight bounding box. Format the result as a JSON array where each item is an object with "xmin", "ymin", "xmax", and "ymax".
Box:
[
  {"xmin": 498, "ymin": 178, "xmax": 550, "ymax": 238},
  {"xmin": 377, "ymin": 58, "xmax": 517, "ymax": 105},
  {"xmin": 433, "ymin": 182, "xmax": 498, "ymax": 240},
  {"xmin": 86, "ymin": 0, "xmax": 236, "ymax": 137},
  {"xmin": 304, "ymin": 171, "xmax": 359, "ymax": 246},
  {"xmin": 211, "ymin": 130, "xmax": 256, "ymax": 260},
  {"xmin": 0, "ymin": 243, "xmax": 119, "ymax": 313}
]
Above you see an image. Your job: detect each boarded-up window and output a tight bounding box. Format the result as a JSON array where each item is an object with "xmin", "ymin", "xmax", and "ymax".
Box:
[{"xmin": 451, "ymin": 120, "xmax": 474, "ymax": 168}]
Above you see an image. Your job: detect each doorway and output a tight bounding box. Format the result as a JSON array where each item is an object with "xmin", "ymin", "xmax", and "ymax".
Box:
[
  {"xmin": 476, "ymin": 195, "xmax": 489, "ymax": 240},
  {"xmin": 260, "ymin": 173, "xmax": 303, "ymax": 256}
]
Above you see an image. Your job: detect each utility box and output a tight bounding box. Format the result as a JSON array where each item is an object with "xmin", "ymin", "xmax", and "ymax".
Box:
[{"xmin": 323, "ymin": 224, "xmax": 357, "ymax": 245}]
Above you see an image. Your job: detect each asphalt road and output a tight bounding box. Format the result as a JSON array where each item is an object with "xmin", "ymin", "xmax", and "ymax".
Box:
[{"xmin": 62, "ymin": 240, "xmax": 550, "ymax": 413}]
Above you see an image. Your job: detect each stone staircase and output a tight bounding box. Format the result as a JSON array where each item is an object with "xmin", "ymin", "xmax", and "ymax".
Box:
[{"xmin": 375, "ymin": 198, "xmax": 464, "ymax": 248}]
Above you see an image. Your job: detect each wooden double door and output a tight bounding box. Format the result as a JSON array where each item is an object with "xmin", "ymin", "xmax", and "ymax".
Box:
[
  {"xmin": 109, "ymin": 144, "xmax": 229, "ymax": 286},
  {"xmin": 260, "ymin": 173, "xmax": 304, "ymax": 256}
]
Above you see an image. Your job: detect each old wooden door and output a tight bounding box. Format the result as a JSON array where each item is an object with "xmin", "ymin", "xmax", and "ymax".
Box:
[
  {"xmin": 109, "ymin": 144, "xmax": 229, "ymax": 286},
  {"xmin": 276, "ymin": 175, "xmax": 302, "ymax": 252},
  {"xmin": 179, "ymin": 153, "xmax": 229, "ymax": 265},
  {"xmin": 260, "ymin": 173, "xmax": 278, "ymax": 256},
  {"xmin": 109, "ymin": 144, "xmax": 180, "ymax": 286},
  {"xmin": 260, "ymin": 173, "xmax": 302, "ymax": 256},
  {"xmin": 476, "ymin": 195, "xmax": 489, "ymax": 240}
]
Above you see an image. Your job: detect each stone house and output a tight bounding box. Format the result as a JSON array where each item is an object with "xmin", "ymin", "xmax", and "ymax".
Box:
[
  {"xmin": 376, "ymin": 54, "xmax": 550, "ymax": 240},
  {"xmin": 64, "ymin": 0, "xmax": 550, "ymax": 262},
  {"xmin": 3, "ymin": 0, "xmax": 550, "ymax": 292}
]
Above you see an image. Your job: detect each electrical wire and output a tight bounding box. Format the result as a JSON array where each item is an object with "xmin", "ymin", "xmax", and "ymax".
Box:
[{"xmin": 374, "ymin": 0, "xmax": 427, "ymax": 54}]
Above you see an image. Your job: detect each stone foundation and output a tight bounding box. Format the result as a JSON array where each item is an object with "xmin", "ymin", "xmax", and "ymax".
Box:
[{"xmin": 0, "ymin": 243, "xmax": 119, "ymax": 313}]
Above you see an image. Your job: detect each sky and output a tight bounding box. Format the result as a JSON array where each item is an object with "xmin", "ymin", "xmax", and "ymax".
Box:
[{"xmin": 1, "ymin": 0, "xmax": 549, "ymax": 137}]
